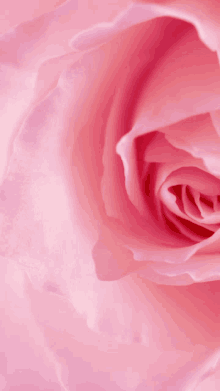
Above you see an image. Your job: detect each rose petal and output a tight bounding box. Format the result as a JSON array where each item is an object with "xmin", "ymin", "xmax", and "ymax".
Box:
[
  {"xmin": 0, "ymin": 0, "xmax": 67, "ymax": 35},
  {"xmin": 0, "ymin": 0, "xmax": 133, "ymax": 184},
  {"xmin": 25, "ymin": 267, "xmax": 220, "ymax": 390},
  {"xmin": 1, "ymin": 0, "xmax": 132, "ymax": 64},
  {"xmin": 135, "ymin": 0, "xmax": 220, "ymax": 56},
  {"xmin": 0, "ymin": 260, "xmax": 66, "ymax": 390},
  {"xmin": 159, "ymin": 167, "xmax": 220, "ymax": 220},
  {"xmin": 131, "ymin": 29, "xmax": 220, "ymax": 130},
  {"xmin": 164, "ymin": 114, "xmax": 220, "ymax": 177}
]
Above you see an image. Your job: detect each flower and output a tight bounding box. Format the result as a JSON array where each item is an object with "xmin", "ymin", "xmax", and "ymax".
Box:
[{"xmin": 2, "ymin": 0, "xmax": 220, "ymax": 389}]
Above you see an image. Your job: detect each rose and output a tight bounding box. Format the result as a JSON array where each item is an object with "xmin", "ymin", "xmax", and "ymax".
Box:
[
  {"xmin": 52, "ymin": 0, "xmax": 220, "ymax": 287},
  {"xmin": 2, "ymin": 0, "xmax": 220, "ymax": 389}
]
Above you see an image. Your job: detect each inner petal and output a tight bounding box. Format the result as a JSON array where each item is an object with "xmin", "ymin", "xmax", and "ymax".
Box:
[
  {"xmin": 200, "ymin": 194, "xmax": 214, "ymax": 212},
  {"xmin": 161, "ymin": 166, "xmax": 220, "ymax": 198},
  {"xmin": 169, "ymin": 185, "xmax": 184, "ymax": 213},
  {"xmin": 160, "ymin": 167, "xmax": 220, "ymax": 233},
  {"xmin": 182, "ymin": 185, "xmax": 202, "ymax": 219},
  {"xmin": 163, "ymin": 206, "xmax": 215, "ymax": 243},
  {"xmin": 165, "ymin": 113, "xmax": 220, "ymax": 177}
]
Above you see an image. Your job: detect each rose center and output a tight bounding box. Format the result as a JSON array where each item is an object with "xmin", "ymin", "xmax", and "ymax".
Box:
[{"xmin": 160, "ymin": 170, "xmax": 220, "ymax": 242}]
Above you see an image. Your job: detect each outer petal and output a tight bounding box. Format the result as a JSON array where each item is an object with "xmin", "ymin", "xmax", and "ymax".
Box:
[
  {"xmin": 0, "ymin": 0, "xmax": 67, "ymax": 34},
  {"xmin": 25, "ymin": 266, "xmax": 220, "ymax": 391},
  {"xmin": 0, "ymin": 0, "xmax": 132, "ymax": 183},
  {"xmin": 70, "ymin": 0, "xmax": 220, "ymax": 58},
  {"xmin": 0, "ymin": 259, "xmax": 67, "ymax": 390},
  {"xmin": 0, "ymin": 0, "xmax": 132, "ymax": 37},
  {"xmin": 135, "ymin": 0, "xmax": 220, "ymax": 57}
]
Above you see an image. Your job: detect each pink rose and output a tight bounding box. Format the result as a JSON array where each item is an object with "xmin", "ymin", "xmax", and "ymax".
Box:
[{"xmin": 2, "ymin": 0, "xmax": 220, "ymax": 389}]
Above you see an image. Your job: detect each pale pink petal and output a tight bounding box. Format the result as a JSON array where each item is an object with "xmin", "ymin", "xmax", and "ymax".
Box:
[
  {"xmin": 25, "ymin": 268, "xmax": 220, "ymax": 390},
  {"xmin": 0, "ymin": 0, "xmax": 67, "ymax": 34},
  {"xmin": 0, "ymin": 260, "xmax": 67, "ymax": 390},
  {"xmin": 0, "ymin": 0, "xmax": 132, "ymax": 184}
]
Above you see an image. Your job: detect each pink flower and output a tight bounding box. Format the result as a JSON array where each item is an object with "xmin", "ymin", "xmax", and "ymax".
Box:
[{"xmin": 2, "ymin": 0, "xmax": 220, "ymax": 389}]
